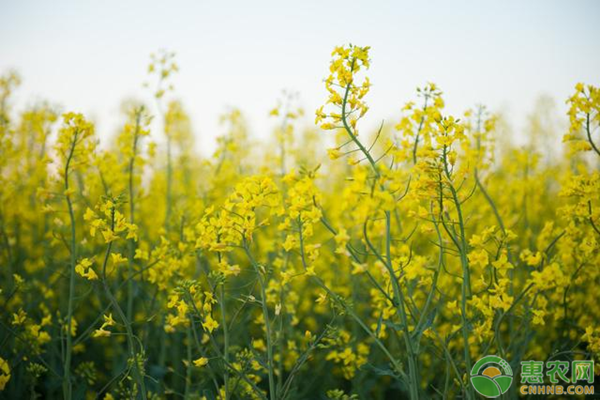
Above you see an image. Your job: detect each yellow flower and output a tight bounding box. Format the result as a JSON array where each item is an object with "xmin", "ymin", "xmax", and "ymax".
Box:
[
  {"xmin": 126, "ymin": 223, "xmax": 138, "ymax": 241},
  {"xmin": 283, "ymin": 235, "xmax": 297, "ymax": 252},
  {"xmin": 491, "ymin": 253, "xmax": 513, "ymax": 271},
  {"xmin": 102, "ymin": 229, "xmax": 118, "ymax": 243},
  {"xmin": 447, "ymin": 300, "xmax": 458, "ymax": 314},
  {"xmin": 83, "ymin": 207, "xmax": 95, "ymax": 221},
  {"xmin": 92, "ymin": 328, "xmax": 111, "ymax": 338},
  {"xmin": 134, "ymin": 249, "xmax": 149, "ymax": 260},
  {"xmin": 85, "ymin": 268, "xmax": 98, "ymax": 280},
  {"xmin": 351, "ymin": 262, "xmax": 366, "ymax": 275},
  {"xmin": 532, "ymin": 310, "xmax": 546, "ymax": 326},
  {"xmin": 193, "ymin": 357, "xmax": 209, "ymax": 367},
  {"xmin": 202, "ymin": 315, "xmax": 219, "ymax": 333},
  {"xmin": 75, "ymin": 258, "xmax": 98, "ymax": 280},
  {"xmin": 12, "ymin": 309, "xmax": 26, "ymax": 326},
  {"xmin": 103, "ymin": 313, "xmax": 116, "ymax": 327},
  {"xmin": 316, "ymin": 293, "xmax": 327, "ymax": 304},
  {"xmin": 327, "ymin": 148, "xmax": 342, "ymax": 160},
  {"xmin": 334, "ymin": 228, "xmax": 350, "ymax": 254},
  {"xmin": 467, "ymin": 249, "xmax": 489, "ymax": 268},
  {"xmin": 0, "ymin": 357, "xmax": 10, "ymax": 391},
  {"xmin": 110, "ymin": 253, "xmax": 127, "ymax": 265}
]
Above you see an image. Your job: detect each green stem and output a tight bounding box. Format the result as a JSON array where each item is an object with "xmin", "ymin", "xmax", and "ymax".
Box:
[
  {"xmin": 102, "ymin": 207, "xmax": 148, "ymax": 400},
  {"xmin": 340, "ymin": 79, "xmax": 379, "ymax": 176},
  {"xmin": 165, "ymin": 136, "xmax": 173, "ymax": 229},
  {"xmin": 127, "ymin": 109, "xmax": 142, "ymax": 323},
  {"xmin": 411, "ymin": 96, "xmax": 429, "ymax": 165},
  {"xmin": 297, "ymin": 219, "xmax": 409, "ymax": 384},
  {"xmin": 243, "ymin": 242, "xmax": 276, "ymax": 400},
  {"xmin": 187, "ymin": 297, "xmax": 266, "ymax": 400},
  {"xmin": 62, "ymin": 131, "xmax": 78, "ymax": 400},
  {"xmin": 339, "ymin": 70, "xmax": 420, "ymax": 399},
  {"xmin": 385, "ymin": 211, "xmax": 420, "ymax": 399},
  {"xmin": 218, "ymin": 271, "xmax": 230, "ymax": 400},
  {"xmin": 585, "ymin": 113, "xmax": 600, "ymax": 158},
  {"xmin": 184, "ymin": 325, "xmax": 192, "ymax": 399},
  {"xmin": 441, "ymin": 145, "xmax": 474, "ymax": 399}
]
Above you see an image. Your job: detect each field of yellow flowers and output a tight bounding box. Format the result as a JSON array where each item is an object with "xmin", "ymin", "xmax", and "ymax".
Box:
[{"xmin": 0, "ymin": 45, "xmax": 599, "ymax": 399}]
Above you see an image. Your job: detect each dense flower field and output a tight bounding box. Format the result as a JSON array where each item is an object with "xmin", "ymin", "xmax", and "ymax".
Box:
[{"xmin": 0, "ymin": 45, "xmax": 598, "ymax": 399}]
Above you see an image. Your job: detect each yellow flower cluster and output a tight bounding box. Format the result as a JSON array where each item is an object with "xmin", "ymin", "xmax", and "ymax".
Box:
[
  {"xmin": 0, "ymin": 46, "xmax": 598, "ymax": 400},
  {"xmin": 316, "ymin": 45, "xmax": 371, "ymax": 134},
  {"xmin": 564, "ymin": 83, "xmax": 600, "ymax": 155}
]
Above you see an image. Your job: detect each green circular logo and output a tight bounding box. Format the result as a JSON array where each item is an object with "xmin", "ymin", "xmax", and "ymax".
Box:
[{"xmin": 470, "ymin": 355, "xmax": 513, "ymax": 398}]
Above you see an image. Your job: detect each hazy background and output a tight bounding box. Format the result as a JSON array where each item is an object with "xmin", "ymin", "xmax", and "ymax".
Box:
[{"xmin": 1, "ymin": 0, "xmax": 599, "ymax": 153}]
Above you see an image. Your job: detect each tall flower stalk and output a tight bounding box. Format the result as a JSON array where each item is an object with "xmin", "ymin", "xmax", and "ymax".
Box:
[{"xmin": 55, "ymin": 113, "xmax": 94, "ymax": 400}]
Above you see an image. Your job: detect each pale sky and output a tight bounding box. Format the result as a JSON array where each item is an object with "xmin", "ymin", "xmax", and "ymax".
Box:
[{"xmin": 1, "ymin": 0, "xmax": 599, "ymax": 154}]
